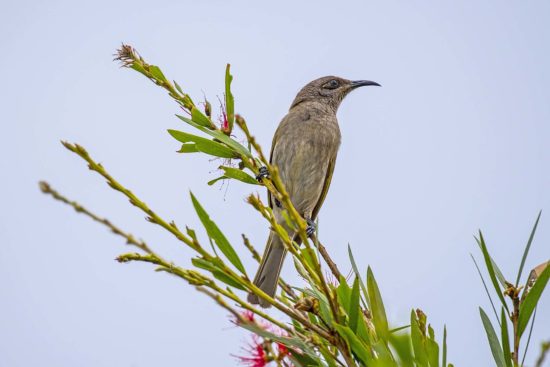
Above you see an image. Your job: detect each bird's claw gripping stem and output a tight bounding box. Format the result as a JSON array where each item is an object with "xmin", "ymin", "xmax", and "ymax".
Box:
[
  {"xmin": 256, "ymin": 166, "xmax": 270, "ymax": 182},
  {"xmin": 306, "ymin": 218, "xmax": 316, "ymax": 238}
]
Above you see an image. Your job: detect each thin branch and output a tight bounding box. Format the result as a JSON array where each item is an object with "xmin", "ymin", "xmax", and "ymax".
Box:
[
  {"xmin": 312, "ymin": 234, "xmax": 343, "ymax": 282},
  {"xmin": 39, "ymin": 181, "xmax": 154, "ymax": 255}
]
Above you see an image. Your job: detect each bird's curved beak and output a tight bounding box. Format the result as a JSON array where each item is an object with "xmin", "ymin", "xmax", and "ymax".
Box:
[{"xmin": 350, "ymin": 80, "xmax": 381, "ymax": 88}]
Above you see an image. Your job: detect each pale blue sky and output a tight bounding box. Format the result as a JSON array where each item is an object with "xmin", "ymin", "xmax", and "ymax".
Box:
[{"xmin": 1, "ymin": 1, "xmax": 549, "ymax": 366}]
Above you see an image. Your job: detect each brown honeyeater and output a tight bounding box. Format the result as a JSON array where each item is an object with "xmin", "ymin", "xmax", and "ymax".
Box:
[{"xmin": 248, "ymin": 76, "xmax": 380, "ymax": 308}]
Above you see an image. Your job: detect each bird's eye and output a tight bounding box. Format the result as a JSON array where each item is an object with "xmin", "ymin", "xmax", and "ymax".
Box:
[{"xmin": 323, "ymin": 79, "xmax": 340, "ymax": 89}]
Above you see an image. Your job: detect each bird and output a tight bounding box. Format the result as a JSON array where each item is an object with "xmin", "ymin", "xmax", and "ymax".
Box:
[{"xmin": 247, "ymin": 76, "xmax": 380, "ymax": 308}]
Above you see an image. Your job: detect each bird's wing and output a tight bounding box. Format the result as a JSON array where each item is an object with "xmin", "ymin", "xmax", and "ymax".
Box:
[
  {"xmin": 311, "ymin": 155, "xmax": 337, "ymax": 220},
  {"xmin": 267, "ymin": 126, "xmax": 279, "ymax": 210}
]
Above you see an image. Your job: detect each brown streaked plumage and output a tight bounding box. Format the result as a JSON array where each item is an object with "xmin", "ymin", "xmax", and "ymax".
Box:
[{"xmin": 248, "ymin": 76, "xmax": 380, "ymax": 307}]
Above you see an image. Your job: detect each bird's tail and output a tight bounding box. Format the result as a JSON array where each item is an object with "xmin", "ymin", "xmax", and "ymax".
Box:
[{"xmin": 247, "ymin": 232, "xmax": 287, "ymax": 308}]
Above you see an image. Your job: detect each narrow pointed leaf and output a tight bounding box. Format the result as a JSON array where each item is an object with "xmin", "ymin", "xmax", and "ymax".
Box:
[
  {"xmin": 168, "ymin": 129, "xmax": 237, "ymax": 158},
  {"xmin": 176, "ymin": 114, "xmax": 252, "ymax": 157},
  {"xmin": 518, "ymin": 262, "xmax": 550, "ymax": 336},
  {"xmin": 212, "ymin": 270, "xmax": 245, "ymax": 290},
  {"xmin": 348, "ymin": 244, "xmax": 370, "ymax": 308},
  {"xmin": 442, "ymin": 325, "xmax": 447, "ymax": 367},
  {"xmin": 225, "ymin": 64, "xmax": 235, "ymax": 131},
  {"xmin": 207, "ymin": 176, "xmax": 226, "ymax": 186},
  {"xmin": 500, "ymin": 308, "xmax": 512, "ymax": 367},
  {"xmin": 426, "ymin": 325, "xmax": 439, "ymax": 367},
  {"xmin": 411, "ymin": 310, "xmax": 428, "ymax": 367},
  {"xmin": 289, "ymin": 352, "xmax": 321, "ymax": 367},
  {"xmin": 336, "ymin": 276, "xmax": 352, "ymax": 311},
  {"xmin": 367, "ymin": 266, "xmax": 389, "ymax": 340},
  {"xmin": 333, "ymin": 323, "xmax": 372, "ymax": 365},
  {"xmin": 349, "ymin": 277, "xmax": 361, "ymax": 332},
  {"xmin": 390, "ymin": 333, "xmax": 414, "ymax": 367},
  {"xmin": 191, "ymin": 106, "xmax": 213, "ymax": 128},
  {"xmin": 478, "ymin": 232, "xmax": 509, "ymax": 312},
  {"xmin": 191, "ymin": 257, "xmax": 217, "ymax": 272},
  {"xmin": 192, "ymin": 258, "xmax": 245, "ymax": 290},
  {"xmin": 219, "ymin": 166, "xmax": 258, "ymax": 185},
  {"xmin": 177, "ymin": 143, "xmax": 199, "ymax": 153},
  {"xmin": 471, "ymin": 253, "xmax": 500, "ymax": 324},
  {"xmin": 190, "ymin": 192, "xmax": 246, "ymax": 274},
  {"xmin": 149, "ymin": 65, "xmax": 166, "ymax": 82},
  {"xmin": 515, "ymin": 210, "xmax": 542, "ymax": 286},
  {"xmin": 479, "ymin": 307, "xmax": 505, "ymax": 367},
  {"xmin": 173, "ymin": 80, "xmax": 184, "ymax": 94},
  {"xmin": 319, "ymin": 346, "xmax": 338, "ymax": 367},
  {"xmin": 390, "ymin": 325, "xmax": 410, "ymax": 333},
  {"xmin": 476, "ymin": 236, "xmax": 507, "ymax": 287}
]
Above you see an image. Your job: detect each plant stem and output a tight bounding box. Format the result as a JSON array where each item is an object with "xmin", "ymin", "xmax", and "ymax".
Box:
[{"xmin": 39, "ymin": 181, "xmax": 154, "ymax": 255}]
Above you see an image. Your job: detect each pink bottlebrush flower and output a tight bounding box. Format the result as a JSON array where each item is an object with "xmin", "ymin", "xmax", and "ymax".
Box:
[
  {"xmin": 221, "ymin": 110, "xmax": 229, "ymax": 131},
  {"xmin": 234, "ymin": 336, "xmax": 267, "ymax": 367},
  {"xmin": 241, "ymin": 310, "xmax": 255, "ymax": 323},
  {"xmin": 231, "ymin": 310, "xmax": 256, "ymax": 326},
  {"xmin": 276, "ymin": 342, "xmax": 290, "ymax": 357}
]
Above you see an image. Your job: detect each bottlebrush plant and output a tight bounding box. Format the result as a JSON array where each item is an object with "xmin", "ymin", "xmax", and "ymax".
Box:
[{"xmin": 40, "ymin": 44, "xmax": 548, "ymax": 367}]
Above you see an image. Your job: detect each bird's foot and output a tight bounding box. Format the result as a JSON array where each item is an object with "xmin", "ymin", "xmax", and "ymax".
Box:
[
  {"xmin": 306, "ymin": 218, "xmax": 316, "ymax": 238},
  {"xmin": 256, "ymin": 166, "xmax": 270, "ymax": 182}
]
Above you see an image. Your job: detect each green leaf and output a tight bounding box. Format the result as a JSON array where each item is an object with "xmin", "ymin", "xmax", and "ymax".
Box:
[
  {"xmin": 300, "ymin": 247, "xmax": 319, "ymax": 273},
  {"xmin": 475, "ymin": 235, "xmax": 507, "ymax": 287},
  {"xmin": 390, "ymin": 325, "xmax": 410, "ymax": 333},
  {"xmin": 471, "ymin": 253, "xmax": 500, "ymax": 324},
  {"xmin": 367, "ymin": 267, "xmax": 389, "ymax": 340},
  {"xmin": 131, "ymin": 63, "xmax": 146, "ymax": 75},
  {"xmin": 355, "ymin": 309, "xmax": 372, "ymax": 346},
  {"xmin": 515, "ymin": 210, "xmax": 542, "ymax": 287},
  {"xmin": 442, "ymin": 325, "xmax": 447, "ymax": 367},
  {"xmin": 333, "ymin": 323, "xmax": 372, "ymax": 365},
  {"xmin": 289, "ymin": 352, "xmax": 321, "ymax": 367},
  {"xmin": 318, "ymin": 345, "xmax": 338, "ymax": 367},
  {"xmin": 390, "ymin": 332, "xmax": 414, "ymax": 367},
  {"xmin": 336, "ymin": 276, "xmax": 352, "ymax": 311},
  {"xmin": 518, "ymin": 261, "xmax": 550, "ymax": 336},
  {"xmin": 207, "ymin": 176, "xmax": 226, "ymax": 186},
  {"xmin": 500, "ymin": 308, "xmax": 512, "ymax": 367},
  {"xmin": 168, "ymin": 129, "xmax": 237, "ymax": 158},
  {"xmin": 149, "ymin": 65, "xmax": 166, "ymax": 82},
  {"xmin": 177, "ymin": 143, "xmax": 199, "ymax": 153},
  {"xmin": 426, "ymin": 325, "xmax": 439, "ymax": 367},
  {"xmin": 191, "ymin": 258, "xmax": 245, "ymax": 290},
  {"xmin": 348, "ymin": 244, "xmax": 370, "ymax": 308},
  {"xmin": 410, "ymin": 310, "xmax": 429, "ymax": 367},
  {"xmin": 225, "ymin": 64, "xmax": 235, "ymax": 131},
  {"xmin": 190, "ymin": 192, "xmax": 246, "ymax": 274},
  {"xmin": 176, "ymin": 114, "xmax": 252, "ymax": 158},
  {"xmin": 173, "ymin": 80, "xmax": 184, "ymax": 94},
  {"xmin": 349, "ymin": 277, "xmax": 361, "ymax": 332},
  {"xmin": 212, "ymin": 270, "xmax": 245, "ymax": 290},
  {"xmin": 191, "ymin": 257, "xmax": 217, "ymax": 272},
  {"xmin": 479, "ymin": 307, "xmax": 505, "ymax": 367},
  {"xmin": 478, "ymin": 232, "xmax": 509, "ymax": 312},
  {"xmin": 191, "ymin": 106, "xmax": 213, "ymax": 128},
  {"xmin": 219, "ymin": 166, "xmax": 258, "ymax": 185}
]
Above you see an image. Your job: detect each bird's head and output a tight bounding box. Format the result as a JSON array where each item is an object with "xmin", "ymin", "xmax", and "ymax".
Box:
[{"xmin": 290, "ymin": 76, "xmax": 380, "ymax": 111}]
